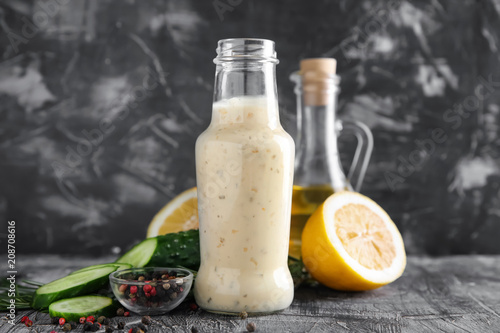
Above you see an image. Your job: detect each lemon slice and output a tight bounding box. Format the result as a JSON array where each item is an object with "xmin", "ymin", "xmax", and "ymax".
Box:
[
  {"xmin": 146, "ymin": 187, "xmax": 199, "ymax": 237},
  {"xmin": 301, "ymin": 191, "xmax": 406, "ymax": 291}
]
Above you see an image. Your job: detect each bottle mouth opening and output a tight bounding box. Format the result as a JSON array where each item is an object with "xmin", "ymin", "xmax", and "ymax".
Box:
[{"xmin": 214, "ymin": 38, "xmax": 279, "ymax": 64}]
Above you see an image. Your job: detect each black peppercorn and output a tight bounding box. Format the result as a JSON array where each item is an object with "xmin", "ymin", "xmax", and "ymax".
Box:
[
  {"xmin": 156, "ymin": 287, "xmax": 165, "ymax": 297},
  {"xmin": 105, "ymin": 327, "xmax": 114, "ymax": 333},
  {"xmin": 117, "ymin": 321, "xmax": 125, "ymax": 329},
  {"xmin": 83, "ymin": 322, "xmax": 93, "ymax": 331},
  {"xmin": 246, "ymin": 322, "xmax": 257, "ymax": 332},
  {"xmin": 103, "ymin": 318, "xmax": 111, "ymax": 325},
  {"xmin": 191, "ymin": 327, "xmax": 199, "ymax": 333},
  {"xmin": 116, "ymin": 308, "xmax": 125, "ymax": 316},
  {"xmin": 62, "ymin": 323, "xmax": 72, "ymax": 331},
  {"xmin": 138, "ymin": 323, "xmax": 148, "ymax": 332},
  {"xmin": 141, "ymin": 316, "xmax": 152, "ymax": 325},
  {"xmin": 97, "ymin": 316, "xmax": 106, "ymax": 324},
  {"xmin": 69, "ymin": 321, "xmax": 78, "ymax": 329},
  {"xmin": 91, "ymin": 323, "xmax": 100, "ymax": 332}
]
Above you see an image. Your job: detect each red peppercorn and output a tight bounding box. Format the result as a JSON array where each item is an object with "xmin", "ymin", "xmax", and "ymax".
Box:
[
  {"xmin": 50, "ymin": 331, "xmax": 57, "ymax": 333},
  {"xmin": 79, "ymin": 316, "xmax": 86, "ymax": 324},
  {"xmin": 25, "ymin": 319, "xmax": 33, "ymax": 327},
  {"xmin": 189, "ymin": 303, "xmax": 198, "ymax": 311},
  {"xmin": 128, "ymin": 329, "xmax": 133, "ymax": 333},
  {"xmin": 124, "ymin": 311, "xmax": 130, "ymax": 317},
  {"xmin": 119, "ymin": 284, "xmax": 128, "ymax": 293},
  {"xmin": 21, "ymin": 316, "xmax": 29, "ymax": 323},
  {"xmin": 130, "ymin": 285, "xmax": 138, "ymax": 294},
  {"xmin": 179, "ymin": 287, "xmax": 184, "ymax": 292},
  {"xmin": 59, "ymin": 317, "xmax": 66, "ymax": 326},
  {"xmin": 144, "ymin": 292, "xmax": 151, "ymax": 298},
  {"xmin": 143, "ymin": 284, "xmax": 152, "ymax": 293},
  {"xmin": 150, "ymin": 287, "xmax": 157, "ymax": 297},
  {"xmin": 95, "ymin": 322, "xmax": 102, "ymax": 329},
  {"xmin": 86, "ymin": 315, "xmax": 95, "ymax": 323}
]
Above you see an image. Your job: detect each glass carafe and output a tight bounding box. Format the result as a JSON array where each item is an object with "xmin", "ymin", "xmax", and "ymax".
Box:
[
  {"xmin": 194, "ymin": 39, "xmax": 294, "ymax": 314},
  {"xmin": 289, "ymin": 58, "xmax": 373, "ymax": 259}
]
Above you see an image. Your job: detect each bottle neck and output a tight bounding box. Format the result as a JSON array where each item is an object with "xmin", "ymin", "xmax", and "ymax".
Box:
[
  {"xmin": 212, "ymin": 62, "xmax": 279, "ymax": 128},
  {"xmin": 293, "ymin": 77, "xmax": 347, "ymax": 189}
]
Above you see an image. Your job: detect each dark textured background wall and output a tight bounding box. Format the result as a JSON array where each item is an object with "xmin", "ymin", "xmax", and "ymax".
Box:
[{"xmin": 0, "ymin": 0, "xmax": 499, "ymax": 256}]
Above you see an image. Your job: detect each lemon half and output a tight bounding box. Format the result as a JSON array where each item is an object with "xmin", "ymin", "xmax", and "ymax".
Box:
[
  {"xmin": 146, "ymin": 187, "xmax": 199, "ymax": 237},
  {"xmin": 301, "ymin": 191, "xmax": 406, "ymax": 291}
]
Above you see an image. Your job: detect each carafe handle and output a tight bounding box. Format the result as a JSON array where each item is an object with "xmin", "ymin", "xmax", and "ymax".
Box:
[{"xmin": 336, "ymin": 120, "xmax": 373, "ymax": 192}]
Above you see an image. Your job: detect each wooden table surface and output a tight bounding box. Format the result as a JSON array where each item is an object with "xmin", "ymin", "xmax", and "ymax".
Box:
[{"xmin": 1, "ymin": 255, "xmax": 500, "ymax": 333}]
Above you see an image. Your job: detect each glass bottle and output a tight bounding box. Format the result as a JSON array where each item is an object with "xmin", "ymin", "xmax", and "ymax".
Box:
[
  {"xmin": 194, "ymin": 39, "xmax": 294, "ymax": 314},
  {"xmin": 289, "ymin": 58, "xmax": 373, "ymax": 259}
]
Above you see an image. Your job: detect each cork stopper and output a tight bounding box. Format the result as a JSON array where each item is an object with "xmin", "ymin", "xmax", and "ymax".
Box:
[{"xmin": 300, "ymin": 58, "xmax": 337, "ymax": 106}]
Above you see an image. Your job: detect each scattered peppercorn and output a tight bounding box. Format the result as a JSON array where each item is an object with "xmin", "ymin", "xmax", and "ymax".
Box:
[
  {"xmin": 116, "ymin": 308, "xmax": 125, "ymax": 316},
  {"xmin": 117, "ymin": 321, "xmax": 126, "ymax": 329},
  {"xmin": 83, "ymin": 322, "xmax": 92, "ymax": 331},
  {"xmin": 86, "ymin": 315, "xmax": 95, "ymax": 323},
  {"xmin": 141, "ymin": 316, "xmax": 151, "ymax": 325},
  {"xmin": 105, "ymin": 326, "xmax": 114, "ymax": 333},
  {"xmin": 50, "ymin": 331, "xmax": 57, "ymax": 333},
  {"xmin": 97, "ymin": 316, "xmax": 106, "ymax": 324},
  {"xmin": 25, "ymin": 319, "xmax": 33, "ymax": 327},
  {"xmin": 246, "ymin": 322, "xmax": 256, "ymax": 332},
  {"xmin": 59, "ymin": 317, "xmax": 66, "ymax": 326},
  {"xmin": 21, "ymin": 316, "xmax": 28, "ymax": 323},
  {"xmin": 239, "ymin": 311, "xmax": 248, "ymax": 319},
  {"xmin": 103, "ymin": 317, "xmax": 111, "ymax": 325},
  {"xmin": 79, "ymin": 317, "xmax": 86, "ymax": 324},
  {"xmin": 124, "ymin": 311, "xmax": 130, "ymax": 317},
  {"xmin": 137, "ymin": 323, "xmax": 148, "ymax": 332},
  {"xmin": 62, "ymin": 322, "xmax": 72, "ymax": 331},
  {"xmin": 191, "ymin": 327, "xmax": 198, "ymax": 333},
  {"xmin": 69, "ymin": 321, "xmax": 78, "ymax": 329}
]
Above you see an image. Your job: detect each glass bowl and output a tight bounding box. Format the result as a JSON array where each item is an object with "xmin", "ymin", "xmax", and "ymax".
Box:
[{"xmin": 109, "ymin": 267, "xmax": 193, "ymax": 315}]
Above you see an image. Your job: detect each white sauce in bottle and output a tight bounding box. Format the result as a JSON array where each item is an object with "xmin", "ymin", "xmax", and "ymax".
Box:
[{"xmin": 194, "ymin": 96, "xmax": 295, "ymax": 314}]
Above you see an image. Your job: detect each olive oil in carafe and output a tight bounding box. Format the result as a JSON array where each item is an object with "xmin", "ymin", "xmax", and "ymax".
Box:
[{"xmin": 289, "ymin": 185, "xmax": 334, "ymax": 259}]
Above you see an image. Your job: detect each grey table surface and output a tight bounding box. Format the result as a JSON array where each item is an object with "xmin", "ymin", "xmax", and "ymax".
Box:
[{"xmin": 1, "ymin": 255, "xmax": 500, "ymax": 333}]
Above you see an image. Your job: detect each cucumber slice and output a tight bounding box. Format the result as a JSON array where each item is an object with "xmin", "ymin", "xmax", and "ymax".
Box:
[
  {"xmin": 116, "ymin": 230, "xmax": 200, "ymax": 270},
  {"xmin": 49, "ymin": 296, "xmax": 116, "ymax": 321},
  {"xmin": 70, "ymin": 263, "xmax": 132, "ymax": 275},
  {"xmin": 116, "ymin": 238, "xmax": 157, "ymax": 267},
  {"xmin": 32, "ymin": 266, "xmax": 117, "ymax": 310}
]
